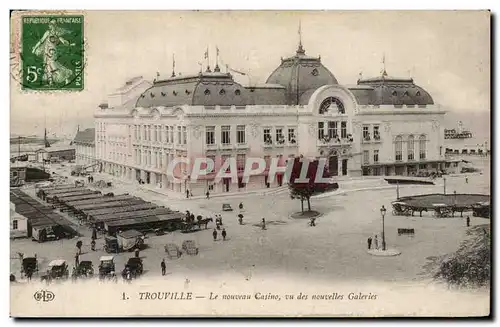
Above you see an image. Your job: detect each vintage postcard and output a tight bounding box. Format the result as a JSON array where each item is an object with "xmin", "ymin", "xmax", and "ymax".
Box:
[{"xmin": 9, "ymin": 10, "xmax": 491, "ymax": 317}]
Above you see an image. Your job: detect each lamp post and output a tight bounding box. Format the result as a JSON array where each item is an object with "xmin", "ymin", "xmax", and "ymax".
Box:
[
  {"xmin": 396, "ymin": 180, "xmax": 400, "ymax": 200},
  {"xmin": 443, "ymin": 177, "xmax": 446, "ymax": 195},
  {"xmin": 380, "ymin": 205, "xmax": 387, "ymax": 251}
]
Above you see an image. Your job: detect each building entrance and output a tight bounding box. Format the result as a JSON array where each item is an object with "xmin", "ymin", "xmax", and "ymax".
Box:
[{"xmin": 329, "ymin": 156, "xmax": 338, "ymax": 176}]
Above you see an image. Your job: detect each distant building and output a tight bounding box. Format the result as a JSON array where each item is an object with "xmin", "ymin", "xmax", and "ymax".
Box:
[
  {"xmin": 94, "ymin": 37, "xmax": 454, "ymax": 194},
  {"xmin": 36, "ymin": 144, "xmax": 75, "ymax": 162},
  {"xmin": 73, "ymin": 128, "xmax": 97, "ymax": 166},
  {"xmin": 10, "ymin": 203, "xmax": 28, "ymax": 238}
]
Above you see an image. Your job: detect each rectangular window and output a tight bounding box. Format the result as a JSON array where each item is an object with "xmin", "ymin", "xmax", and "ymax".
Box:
[
  {"xmin": 318, "ymin": 122, "xmax": 324, "ymax": 140},
  {"xmin": 142, "ymin": 125, "xmax": 146, "ymax": 141},
  {"xmin": 169, "ymin": 126, "xmax": 173, "ymax": 144},
  {"xmin": 206, "ymin": 126, "xmax": 215, "ymax": 145},
  {"xmin": 221, "ymin": 126, "xmax": 231, "ymax": 145},
  {"xmin": 373, "ymin": 125, "xmax": 380, "ymax": 140},
  {"xmin": 158, "ymin": 126, "xmax": 162, "ymax": 142},
  {"xmin": 263, "ymin": 128, "xmax": 272, "ymax": 144},
  {"xmin": 182, "ymin": 126, "xmax": 187, "ymax": 145},
  {"xmin": 328, "ymin": 121, "xmax": 338, "ymax": 139},
  {"xmin": 153, "ymin": 126, "xmax": 157, "ymax": 142},
  {"xmin": 276, "ymin": 127, "xmax": 284, "ymax": 144},
  {"xmin": 374, "ymin": 150, "xmax": 379, "ymax": 163},
  {"xmin": 148, "ymin": 125, "xmax": 152, "ymax": 141},
  {"xmin": 288, "ymin": 128, "xmax": 296, "ymax": 144},
  {"xmin": 363, "ymin": 125, "xmax": 370, "ymax": 140},
  {"xmin": 237, "ymin": 125, "xmax": 246, "ymax": 144},
  {"xmin": 12, "ymin": 220, "xmax": 18, "ymax": 230},
  {"xmin": 221, "ymin": 155, "xmax": 230, "ymax": 172},
  {"xmin": 363, "ymin": 150, "xmax": 370, "ymax": 164},
  {"xmin": 341, "ymin": 121, "xmax": 347, "ymax": 138},
  {"xmin": 237, "ymin": 154, "xmax": 246, "ymax": 171},
  {"xmin": 177, "ymin": 126, "xmax": 182, "ymax": 145},
  {"xmin": 206, "ymin": 155, "xmax": 216, "ymax": 173}
]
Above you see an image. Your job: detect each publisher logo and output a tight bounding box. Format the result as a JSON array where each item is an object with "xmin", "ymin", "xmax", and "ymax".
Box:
[{"xmin": 33, "ymin": 290, "xmax": 55, "ymax": 302}]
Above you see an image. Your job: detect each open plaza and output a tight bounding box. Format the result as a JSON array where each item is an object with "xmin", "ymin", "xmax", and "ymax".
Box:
[{"xmin": 10, "ymin": 156, "xmax": 490, "ymax": 287}]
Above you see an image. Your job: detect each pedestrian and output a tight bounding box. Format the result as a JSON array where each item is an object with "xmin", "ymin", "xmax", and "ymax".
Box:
[
  {"xmin": 239, "ymin": 202, "xmax": 243, "ymax": 210},
  {"xmin": 135, "ymin": 247, "xmax": 140, "ymax": 258},
  {"xmin": 310, "ymin": 217, "xmax": 316, "ymax": 227},
  {"xmin": 161, "ymin": 259, "xmax": 166, "ymax": 276},
  {"xmin": 238, "ymin": 214, "xmax": 243, "ymax": 225},
  {"xmin": 212, "ymin": 229, "xmax": 217, "ymax": 241},
  {"xmin": 91, "ymin": 239, "xmax": 96, "ymax": 251},
  {"xmin": 465, "ymin": 177, "xmax": 469, "ymax": 184},
  {"xmin": 206, "ymin": 191, "xmax": 210, "ymax": 199},
  {"xmin": 367, "ymin": 236, "xmax": 372, "ymax": 250},
  {"xmin": 222, "ymin": 228, "xmax": 227, "ymax": 241},
  {"xmin": 262, "ymin": 218, "xmax": 266, "ymax": 230},
  {"xmin": 374, "ymin": 235, "xmax": 379, "ymax": 250},
  {"xmin": 92, "ymin": 227, "xmax": 97, "ymax": 241},
  {"xmin": 186, "ymin": 189, "xmax": 190, "ymax": 199},
  {"xmin": 190, "ymin": 190, "xmax": 193, "ymax": 197},
  {"xmin": 75, "ymin": 252, "xmax": 80, "ymax": 267},
  {"xmin": 466, "ymin": 216, "xmax": 471, "ymax": 227}
]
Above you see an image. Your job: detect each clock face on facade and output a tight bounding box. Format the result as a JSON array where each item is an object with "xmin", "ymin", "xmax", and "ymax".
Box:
[{"xmin": 319, "ymin": 97, "xmax": 345, "ymax": 114}]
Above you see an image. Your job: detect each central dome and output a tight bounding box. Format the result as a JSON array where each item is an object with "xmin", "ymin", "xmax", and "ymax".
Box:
[{"xmin": 266, "ymin": 44, "xmax": 338, "ymax": 105}]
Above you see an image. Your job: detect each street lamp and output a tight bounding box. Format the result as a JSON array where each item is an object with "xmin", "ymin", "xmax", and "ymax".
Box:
[
  {"xmin": 443, "ymin": 177, "xmax": 446, "ymax": 195},
  {"xmin": 380, "ymin": 205, "xmax": 387, "ymax": 251}
]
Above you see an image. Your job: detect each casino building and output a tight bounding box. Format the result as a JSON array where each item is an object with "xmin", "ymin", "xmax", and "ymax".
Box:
[{"xmin": 93, "ymin": 38, "xmax": 452, "ymax": 195}]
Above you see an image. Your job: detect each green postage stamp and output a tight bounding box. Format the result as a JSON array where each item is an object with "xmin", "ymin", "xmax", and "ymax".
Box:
[{"xmin": 21, "ymin": 15, "xmax": 84, "ymax": 91}]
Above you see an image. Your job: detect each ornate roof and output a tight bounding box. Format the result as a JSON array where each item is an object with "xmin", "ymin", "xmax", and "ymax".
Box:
[
  {"xmin": 352, "ymin": 71, "xmax": 434, "ymax": 106},
  {"xmin": 266, "ymin": 43, "xmax": 338, "ymax": 105},
  {"xmin": 135, "ymin": 71, "xmax": 287, "ymax": 107}
]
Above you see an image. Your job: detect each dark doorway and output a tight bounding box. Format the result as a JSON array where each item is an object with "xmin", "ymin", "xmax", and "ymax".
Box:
[
  {"xmin": 136, "ymin": 169, "xmax": 141, "ymax": 182},
  {"xmin": 342, "ymin": 159, "xmax": 348, "ymax": 176},
  {"xmin": 146, "ymin": 172, "xmax": 151, "ymax": 184},
  {"xmin": 223, "ymin": 178, "xmax": 230, "ymax": 192},
  {"xmin": 329, "ymin": 156, "xmax": 338, "ymax": 176}
]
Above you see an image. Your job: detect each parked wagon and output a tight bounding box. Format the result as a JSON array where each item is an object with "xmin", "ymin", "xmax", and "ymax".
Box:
[
  {"xmin": 182, "ymin": 240, "xmax": 199, "ymax": 255},
  {"xmin": 433, "ymin": 204, "xmax": 453, "ymax": 218},
  {"xmin": 391, "ymin": 202, "xmax": 412, "ymax": 216},
  {"xmin": 75, "ymin": 260, "xmax": 94, "ymax": 278},
  {"xmin": 98, "ymin": 256, "xmax": 117, "ymax": 281},
  {"xmin": 165, "ymin": 243, "xmax": 182, "ymax": 259},
  {"xmin": 21, "ymin": 256, "xmax": 38, "ymax": 278},
  {"xmin": 41, "ymin": 259, "xmax": 69, "ymax": 283}
]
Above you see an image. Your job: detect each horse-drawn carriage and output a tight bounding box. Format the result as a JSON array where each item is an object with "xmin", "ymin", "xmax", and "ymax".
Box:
[
  {"xmin": 21, "ymin": 256, "xmax": 38, "ymax": 279},
  {"xmin": 122, "ymin": 257, "xmax": 144, "ymax": 281},
  {"xmin": 391, "ymin": 202, "xmax": 413, "ymax": 216},
  {"xmin": 433, "ymin": 204, "xmax": 453, "ymax": 218},
  {"xmin": 74, "ymin": 260, "xmax": 94, "ymax": 278},
  {"xmin": 98, "ymin": 256, "xmax": 117, "ymax": 281},
  {"xmin": 182, "ymin": 240, "xmax": 199, "ymax": 256},
  {"xmin": 165, "ymin": 243, "xmax": 182, "ymax": 259},
  {"xmin": 180, "ymin": 216, "xmax": 213, "ymax": 232},
  {"xmin": 41, "ymin": 259, "xmax": 69, "ymax": 283}
]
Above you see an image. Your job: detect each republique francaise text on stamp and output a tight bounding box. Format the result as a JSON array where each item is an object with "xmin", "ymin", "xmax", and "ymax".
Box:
[{"xmin": 19, "ymin": 14, "xmax": 84, "ymax": 91}]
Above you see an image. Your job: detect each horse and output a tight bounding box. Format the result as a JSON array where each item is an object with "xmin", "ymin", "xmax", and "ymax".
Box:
[{"xmin": 198, "ymin": 218, "xmax": 213, "ymax": 229}]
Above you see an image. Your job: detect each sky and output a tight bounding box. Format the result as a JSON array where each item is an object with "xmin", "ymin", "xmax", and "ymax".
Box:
[{"xmin": 10, "ymin": 10, "xmax": 491, "ymax": 137}]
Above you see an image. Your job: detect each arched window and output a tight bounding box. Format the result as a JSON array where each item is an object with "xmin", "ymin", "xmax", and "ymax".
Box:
[
  {"xmin": 407, "ymin": 135, "xmax": 415, "ymax": 160},
  {"xmin": 319, "ymin": 97, "xmax": 345, "ymax": 114},
  {"xmin": 395, "ymin": 135, "xmax": 403, "ymax": 161},
  {"xmin": 419, "ymin": 135, "xmax": 427, "ymax": 159}
]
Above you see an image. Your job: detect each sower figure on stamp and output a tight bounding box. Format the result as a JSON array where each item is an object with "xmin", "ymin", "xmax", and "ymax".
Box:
[{"xmin": 31, "ymin": 19, "xmax": 75, "ymax": 86}]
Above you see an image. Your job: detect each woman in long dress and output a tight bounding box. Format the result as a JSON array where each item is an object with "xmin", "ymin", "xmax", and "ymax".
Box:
[{"xmin": 31, "ymin": 20, "xmax": 75, "ymax": 86}]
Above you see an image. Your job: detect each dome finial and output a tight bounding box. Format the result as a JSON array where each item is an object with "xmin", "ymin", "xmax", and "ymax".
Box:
[
  {"xmin": 296, "ymin": 20, "xmax": 305, "ymax": 55},
  {"xmin": 381, "ymin": 52, "xmax": 388, "ymax": 77}
]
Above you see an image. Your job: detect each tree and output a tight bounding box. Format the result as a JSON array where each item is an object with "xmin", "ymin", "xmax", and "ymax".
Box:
[
  {"xmin": 288, "ymin": 157, "xmax": 338, "ymax": 213},
  {"xmin": 423, "ymin": 224, "xmax": 490, "ymax": 288}
]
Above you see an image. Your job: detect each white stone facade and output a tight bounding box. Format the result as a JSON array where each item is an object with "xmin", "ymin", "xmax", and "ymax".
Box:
[{"xmin": 93, "ymin": 84, "xmax": 450, "ymax": 194}]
